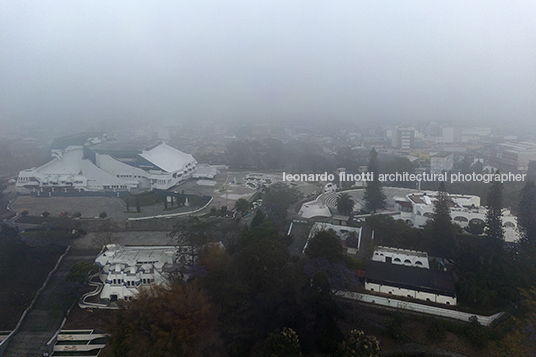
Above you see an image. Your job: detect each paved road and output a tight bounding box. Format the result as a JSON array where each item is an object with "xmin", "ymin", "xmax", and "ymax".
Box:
[{"xmin": 2, "ymin": 245, "xmax": 99, "ymax": 357}]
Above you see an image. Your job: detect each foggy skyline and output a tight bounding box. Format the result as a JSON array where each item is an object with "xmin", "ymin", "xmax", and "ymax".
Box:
[{"xmin": 1, "ymin": 1, "xmax": 535, "ymax": 129}]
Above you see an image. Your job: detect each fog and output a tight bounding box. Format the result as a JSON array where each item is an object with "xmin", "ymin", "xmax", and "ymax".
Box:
[{"xmin": 1, "ymin": 1, "xmax": 535, "ymax": 130}]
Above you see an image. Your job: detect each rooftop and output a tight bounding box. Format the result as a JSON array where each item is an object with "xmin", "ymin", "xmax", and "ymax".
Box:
[{"xmin": 366, "ymin": 260, "xmax": 456, "ymax": 296}]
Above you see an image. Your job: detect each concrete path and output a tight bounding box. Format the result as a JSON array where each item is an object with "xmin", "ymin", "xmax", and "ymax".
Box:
[
  {"xmin": 335, "ymin": 290, "xmax": 503, "ymax": 326},
  {"xmin": 2, "ymin": 247, "xmax": 97, "ymax": 357}
]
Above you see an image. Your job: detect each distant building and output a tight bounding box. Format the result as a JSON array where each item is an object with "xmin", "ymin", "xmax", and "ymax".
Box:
[
  {"xmin": 496, "ymin": 141, "xmax": 536, "ymax": 171},
  {"xmin": 441, "ymin": 127, "xmax": 462, "ymax": 143},
  {"xmin": 365, "ymin": 246, "xmax": 457, "ymax": 305},
  {"xmin": 392, "ymin": 127, "xmax": 415, "ymax": 150},
  {"xmin": 393, "ymin": 191, "xmax": 519, "ymax": 242},
  {"xmin": 16, "ymin": 133, "xmax": 197, "ymax": 192},
  {"xmin": 430, "ymin": 152, "xmax": 453, "ymax": 174},
  {"xmin": 461, "ymin": 127, "xmax": 492, "ymax": 143}
]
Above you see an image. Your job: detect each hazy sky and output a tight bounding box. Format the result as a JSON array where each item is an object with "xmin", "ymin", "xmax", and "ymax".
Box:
[{"xmin": 1, "ymin": 1, "xmax": 535, "ymax": 129}]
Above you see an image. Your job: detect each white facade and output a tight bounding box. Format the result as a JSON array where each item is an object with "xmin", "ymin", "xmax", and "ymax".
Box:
[
  {"xmin": 94, "ymin": 244, "xmax": 193, "ymax": 303},
  {"xmin": 364, "ymin": 281, "xmax": 456, "ymax": 305},
  {"xmin": 393, "ymin": 191, "xmax": 519, "ymax": 242},
  {"xmin": 372, "ymin": 246, "xmax": 430, "ymax": 269},
  {"xmin": 366, "ymin": 247, "xmax": 457, "ymax": 305},
  {"xmin": 496, "ymin": 141, "xmax": 536, "ymax": 171},
  {"xmin": 16, "ymin": 139, "xmax": 197, "ymax": 192},
  {"xmin": 430, "ymin": 153, "xmax": 453, "ymax": 174}
]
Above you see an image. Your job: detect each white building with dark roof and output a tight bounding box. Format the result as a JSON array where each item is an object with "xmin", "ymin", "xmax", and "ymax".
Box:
[{"xmin": 366, "ymin": 246, "xmax": 456, "ymax": 305}]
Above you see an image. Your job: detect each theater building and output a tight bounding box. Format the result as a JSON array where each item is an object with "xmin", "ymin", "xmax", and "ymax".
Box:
[{"xmin": 16, "ymin": 133, "xmax": 197, "ymax": 193}]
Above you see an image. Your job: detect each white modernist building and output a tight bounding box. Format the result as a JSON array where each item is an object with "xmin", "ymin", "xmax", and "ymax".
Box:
[
  {"xmin": 16, "ymin": 133, "xmax": 198, "ymax": 192},
  {"xmin": 365, "ymin": 246, "xmax": 457, "ymax": 305},
  {"xmin": 94, "ymin": 244, "xmax": 193, "ymax": 303},
  {"xmin": 394, "ymin": 191, "xmax": 519, "ymax": 242}
]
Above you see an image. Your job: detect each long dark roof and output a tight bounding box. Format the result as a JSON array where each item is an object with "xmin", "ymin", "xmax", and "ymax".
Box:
[{"xmin": 365, "ymin": 260, "xmax": 456, "ymax": 297}]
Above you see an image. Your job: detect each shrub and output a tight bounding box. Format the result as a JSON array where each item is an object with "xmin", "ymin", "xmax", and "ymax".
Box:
[
  {"xmin": 465, "ymin": 316, "xmax": 487, "ymax": 348},
  {"xmin": 386, "ymin": 311, "xmax": 405, "ymax": 341},
  {"xmin": 99, "ymin": 211, "xmax": 107, "ymax": 219},
  {"xmin": 426, "ymin": 318, "xmax": 446, "ymax": 343}
]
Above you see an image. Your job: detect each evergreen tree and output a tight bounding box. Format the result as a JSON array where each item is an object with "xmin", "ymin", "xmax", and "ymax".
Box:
[
  {"xmin": 485, "ymin": 172, "xmax": 504, "ymax": 241},
  {"xmin": 336, "ymin": 193, "xmax": 355, "ymax": 216},
  {"xmin": 517, "ymin": 180, "xmax": 536, "ymax": 250},
  {"xmin": 251, "ymin": 209, "xmax": 266, "ymax": 228},
  {"xmin": 363, "ymin": 148, "xmax": 386, "ymax": 213},
  {"xmin": 429, "ymin": 182, "xmax": 454, "ymax": 257}
]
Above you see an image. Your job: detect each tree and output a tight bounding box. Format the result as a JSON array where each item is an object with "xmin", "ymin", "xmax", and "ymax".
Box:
[
  {"xmin": 339, "ymin": 329, "xmax": 380, "ymax": 357},
  {"xmin": 428, "ymin": 182, "xmax": 454, "ymax": 257},
  {"xmin": 263, "ymin": 182, "xmax": 303, "ymax": 221},
  {"xmin": 263, "ymin": 327, "xmax": 302, "ymax": 357},
  {"xmin": 167, "ymin": 217, "xmax": 217, "ymax": 271},
  {"xmin": 42, "ymin": 211, "xmax": 50, "ymax": 218},
  {"xmin": 517, "ymin": 180, "xmax": 536, "ymax": 250},
  {"xmin": 363, "ymin": 148, "xmax": 386, "ymax": 213},
  {"xmin": 235, "ymin": 198, "xmax": 252, "ymax": 216},
  {"xmin": 251, "ymin": 209, "xmax": 266, "ymax": 228},
  {"xmin": 336, "ymin": 193, "xmax": 355, "ymax": 216},
  {"xmin": 99, "ymin": 211, "xmax": 107, "ymax": 219},
  {"xmin": 305, "ymin": 230, "xmax": 344, "ymax": 263},
  {"xmin": 108, "ymin": 281, "xmax": 215, "ymax": 356},
  {"xmin": 485, "ymin": 173, "xmax": 505, "ymax": 241}
]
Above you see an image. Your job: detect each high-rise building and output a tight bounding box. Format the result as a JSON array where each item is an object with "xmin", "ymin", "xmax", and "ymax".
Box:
[{"xmin": 392, "ymin": 127, "xmax": 415, "ymax": 150}]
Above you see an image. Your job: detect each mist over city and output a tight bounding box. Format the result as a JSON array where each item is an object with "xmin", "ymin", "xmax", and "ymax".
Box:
[{"xmin": 1, "ymin": 1, "xmax": 536, "ymax": 356}]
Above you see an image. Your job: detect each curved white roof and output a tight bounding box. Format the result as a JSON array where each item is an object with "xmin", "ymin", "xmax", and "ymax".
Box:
[{"xmin": 138, "ymin": 142, "xmax": 196, "ymax": 173}]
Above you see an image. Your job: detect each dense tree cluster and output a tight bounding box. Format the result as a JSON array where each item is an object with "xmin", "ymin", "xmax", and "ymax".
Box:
[
  {"xmin": 262, "ymin": 182, "xmax": 303, "ymax": 223},
  {"xmin": 363, "ymin": 148, "xmax": 386, "ymax": 213},
  {"xmin": 107, "ymin": 220, "xmax": 374, "ymax": 356},
  {"xmin": 427, "ymin": 182, "xmax": 456, "ymax": 258}
]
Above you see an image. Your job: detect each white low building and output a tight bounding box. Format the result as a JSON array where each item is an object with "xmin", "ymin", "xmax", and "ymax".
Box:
[
  {"xmin": 394, "ymin": 191, "xmax": 519, "ymax": 242},
  {"xmin": 16, "ymin": 133, "xmax": 198, "ymax": 193},
  {"xmin": 94, "ymin": 244, "xmax": 193, "ymax": 303},
  {"xmin": 365, "ymin": 246, "xmax": 457, "ymax": 305}
]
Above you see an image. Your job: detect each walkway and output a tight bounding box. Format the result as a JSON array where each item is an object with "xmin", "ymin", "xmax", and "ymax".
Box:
[
  {"xmin": 335, "ymin": 291, "xmax": 503, "ymax": 326},
  {"xmin": 2, "ymin": 247, "xmax": 97, "ymax": 357}
]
